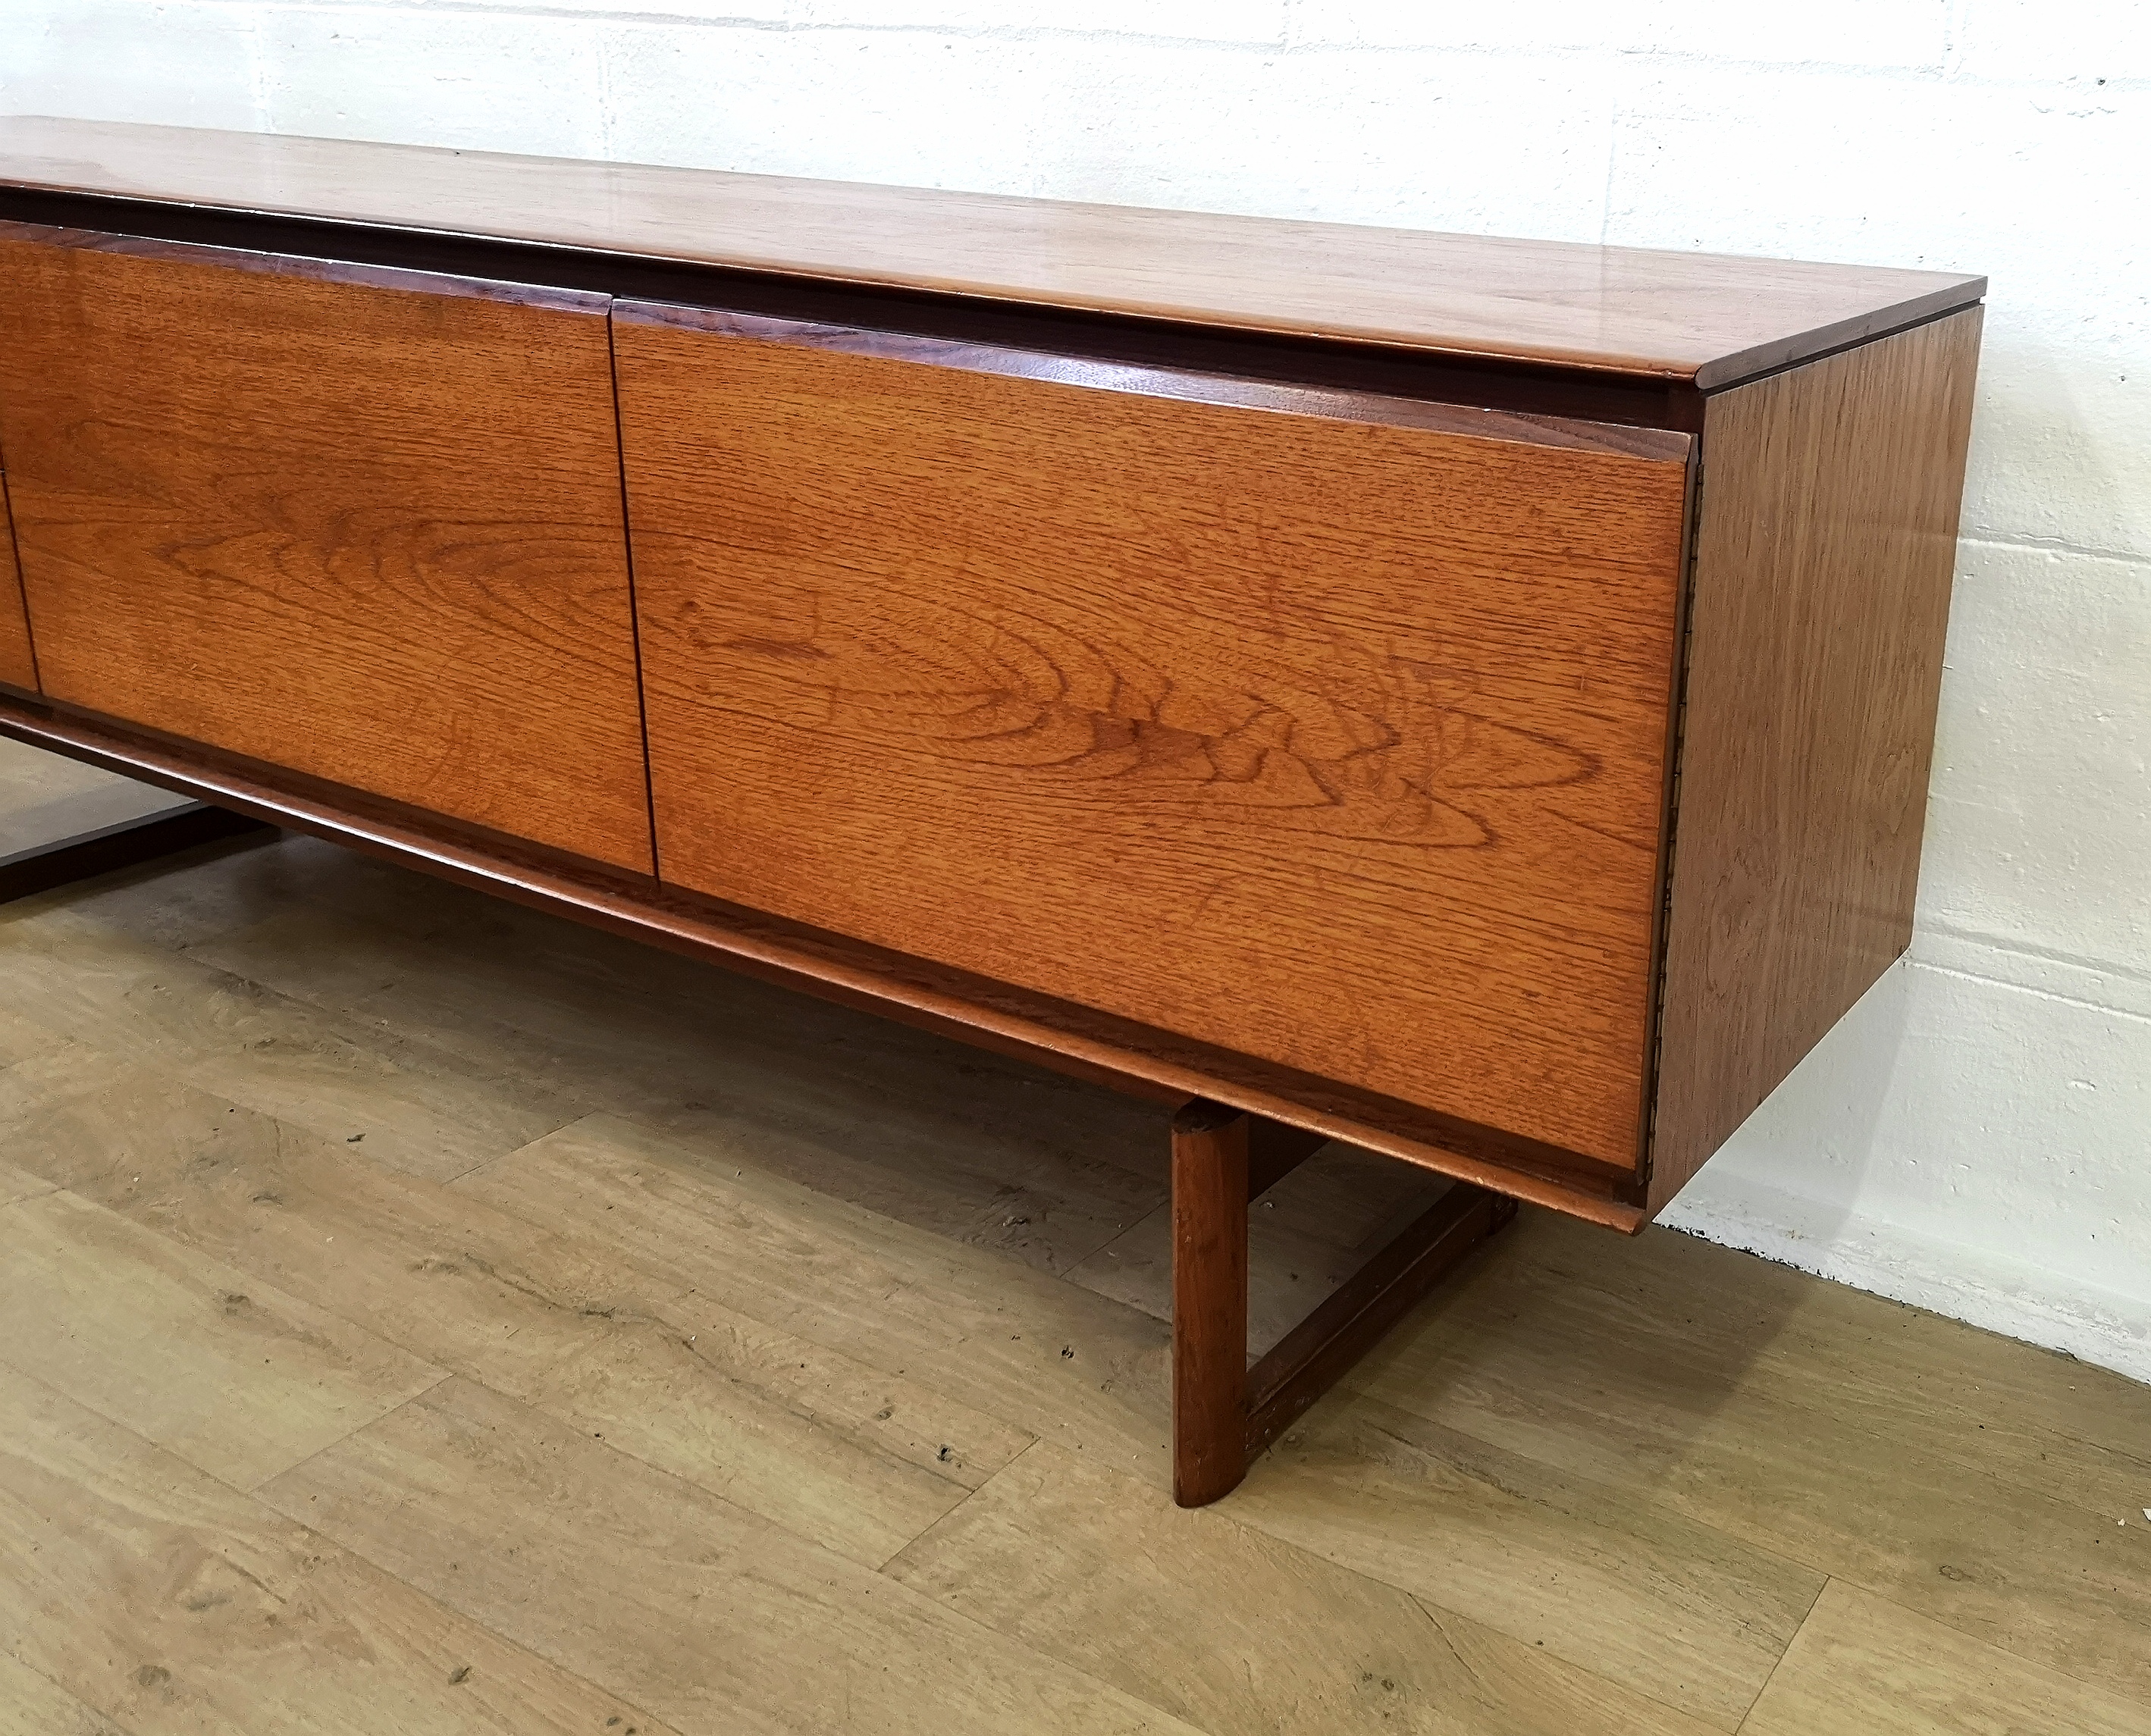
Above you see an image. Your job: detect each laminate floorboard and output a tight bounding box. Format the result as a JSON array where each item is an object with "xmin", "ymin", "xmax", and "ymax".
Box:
[
  {"xmin": 1, "ymin": 1051, "xmax": 1031, "ymax": 1567},
  {"xmin": 454, "ymin": 1112, "xmax": 1181, "ymax": 1482},
  {"xmin": 256, "ymin": 1377, "xmax": 1205, "ymax": 1735},
  {"xmin": 885, "ymin": 1442, "xmax": 1727, "ymax": 1736},
  {"xmin": 0, "ymin": 906, "xmax": 583, "ymax": 1181},
  {"xmin": 2, "ymin": 757, "xmax": 2147, "ymax": 1736},
  {"xmin": 0, "ymin": 1652, "xmax": 131, "ymax": 1736},
  {"xmin": 0, "ymin": 1187, "xmax": 444, "ymax": 1491},
  {"xmin": 190, "ymin": 892, "xmax": 1172, "ymax": 1274},
  {"xmin": 1344, "ymin": 1212, "xmax": 2151, "ymax": 1705},
  {"xmin": 1740, "ymin": 1580, "xmax": 2151, "ymax": 1736},
  {"xmin": 0, "ymin": 1153, "xmax": 55, "ymax": 1207},
  {"xmin": 0, "ymin": 1001, "xmax": 67, "ymax": 1068},
  {"xmin": 1, "ymin": 1362, "xmax": 679, "ymax": 1735},
  {"xmin": 1226, "ymin": 1388, "xmax": 1824, "ymax": 1730}
]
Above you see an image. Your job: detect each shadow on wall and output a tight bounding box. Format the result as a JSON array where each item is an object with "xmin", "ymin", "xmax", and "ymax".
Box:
[
  {"xmin": 1958, "ymin": 323, "xmax": 2151, "ymax": 560},
  {"xmin": 1665, "ymin": 960, "xmax": 1913, "ymax": 1264},
  {"xmin": 1663, "ymin": 951, "xmax": 2151, "ymax": 1386}
]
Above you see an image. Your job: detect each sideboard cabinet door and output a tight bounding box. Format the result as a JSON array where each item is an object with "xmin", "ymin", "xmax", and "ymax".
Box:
[
  {"xmin": 0, "ymin": 228, "xmax": 655, "ymax": 873},
  {"xmin": 613, "ymin": 307, "xmax": 1693, "ymax": 1170}
]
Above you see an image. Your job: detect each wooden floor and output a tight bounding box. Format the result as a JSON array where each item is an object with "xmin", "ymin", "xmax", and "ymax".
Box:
[{"xmin": 2, "ymin": 744, "xmax": 2148, "ymax": 1736}]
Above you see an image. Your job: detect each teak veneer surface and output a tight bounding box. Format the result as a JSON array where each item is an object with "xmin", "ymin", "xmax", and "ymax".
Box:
[
  {"xmin": 0, "ymin": 116, "xmax": 1983, "ymax": 388},
  {"xmin": 1650, "ymin": 309, "xmax": 1983, "ymax": 1208},
  {"xmin": 614, "ymin": 306, "xmax": 1692, "ymax": 1167},
  {"xmin": 0, "ymin": 475, "xmax": 33, "ymax": 692},
  {"xmin": 0, "ymin": 224, "xmax": 656, "ymax": 873}
]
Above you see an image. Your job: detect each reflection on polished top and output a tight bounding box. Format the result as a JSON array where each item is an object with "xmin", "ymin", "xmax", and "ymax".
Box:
[{"xmin": 0, "ymin": 114, "xmax": 1983, "ymax": 389}]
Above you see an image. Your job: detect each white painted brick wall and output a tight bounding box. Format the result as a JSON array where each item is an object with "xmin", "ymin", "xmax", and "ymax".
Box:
[{"xmin": 5, "ymin": 0, "xmax": 2146, "ymax": 1376}]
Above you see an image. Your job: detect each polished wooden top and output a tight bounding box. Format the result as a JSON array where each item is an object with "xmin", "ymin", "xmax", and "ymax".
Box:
[{"xmin": 0, "ymin": 116, "xmax": 1983, "ymax": 388}]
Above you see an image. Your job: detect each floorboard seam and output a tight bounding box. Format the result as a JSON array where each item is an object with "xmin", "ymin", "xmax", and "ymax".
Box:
[
  {"xmin": 240, "ymin": 1369, "xmax": 457, "ymax": 1496},
  {"xmin": 442, "ymin": 1111, "xmax": 611, "ymax": 1193},
  {"xmin": 873, "ymin": 1434, "xmax": 1044, "ymax": 1576},
  {"xmin": 11, "ymin": 1361, "xmax": 681, "ymax": 1736},
  {"xmin": 1727, "ymin": 1571, "xmax": 1829, "ymax": 1733},
  {"xmin": 1813, "ymin": 1564, "xmax": 2151, "ymax": 1720},
  {"xmin": 862, "ymin": 1437, "xmax": 1234, "ymax": 1736}
]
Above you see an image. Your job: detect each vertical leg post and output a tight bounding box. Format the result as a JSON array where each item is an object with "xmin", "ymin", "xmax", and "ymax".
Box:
[{"xmin": 1171, "ymin": 1098, "xmax": 1250, "ymax": 1508}]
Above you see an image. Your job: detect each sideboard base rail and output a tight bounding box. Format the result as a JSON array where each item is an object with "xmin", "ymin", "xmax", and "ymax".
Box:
[
  {"xmin": 0, "ymin": 800, "xmax": 274, "ymax": 904},
  {"xmin": 1172, "ymin": 1099, "xmax": 1518, "ymax": 1508}
]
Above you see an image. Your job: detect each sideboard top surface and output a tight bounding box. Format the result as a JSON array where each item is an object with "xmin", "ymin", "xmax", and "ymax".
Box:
[{"xmin": 0, "ymin": 116, "xmax": 1983, "ymax": 390}]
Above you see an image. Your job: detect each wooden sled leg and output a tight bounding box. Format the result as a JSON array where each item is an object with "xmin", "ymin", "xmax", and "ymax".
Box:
[
  {"xmin": 0, "ymin": 802, "xmax": 274, "ymax": 904},
  {"xmin": 1170, "ymin": 1098, "xmax": 1518, "ymax": 1508}
]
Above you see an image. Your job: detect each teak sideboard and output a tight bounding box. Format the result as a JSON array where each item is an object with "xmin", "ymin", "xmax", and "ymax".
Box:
[{"xmin": 0, "ymin": 118, "xmax": 1984, "ymax": 1505}]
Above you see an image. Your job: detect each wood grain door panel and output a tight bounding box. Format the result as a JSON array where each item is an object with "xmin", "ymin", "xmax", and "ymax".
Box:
[
  {"xmin": 0, "ymin": 226, "xmax": 654, "ymax": 872},
  {"xmin": 616, "ymin": 307, "xmax": 1691, "ymax": 1166}
]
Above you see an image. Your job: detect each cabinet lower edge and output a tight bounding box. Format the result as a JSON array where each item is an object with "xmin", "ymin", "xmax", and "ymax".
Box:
[{"xmin": 0, "ymin": 690, "xmax": 1648, "ymax": 1234}]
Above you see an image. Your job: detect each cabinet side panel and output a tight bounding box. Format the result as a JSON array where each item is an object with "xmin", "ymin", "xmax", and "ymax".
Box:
[
  {"xmin": 0, "ymin": 470, "xmax": 33, "ymax": 691},
  {"xmin": 618, "ymin": 312, "xmax": 1691, "ymax": 1167},
  {"xmin": 0, "ymin": 230, "xmax": 654, "ymax": 873},
  {"xmin": 1650, "ymin": 308, "xmax": 1983, "ymax": 1213}
]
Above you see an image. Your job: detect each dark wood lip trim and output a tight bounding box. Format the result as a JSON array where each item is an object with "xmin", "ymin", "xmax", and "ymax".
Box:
[
  {"xmin": 0, "ymin": 691, "xmax": 1645, "ymax": 1233},
  {"xmin": 0, "ymin": 184, "xmax": 1704, "ymax": 434},
  {"xmin": 616, "ymin": 302, "xmax": 1695, "ymax": 462},
  {"xmin": 0, "ymin": 473, "xmax": 37, "ymax": 695},
  {"xmin": 1695, "ymin": 297, "xmax": 1986, "ymax": 399},
  {"xmin": 0, "ymin": 217, "xmax": 612, "ymax": 315},
  {"xmin": 1693, "ymin": 284, "xmax": 1986, "ymax": 392},
  {"xmin": 1634, "ymin": 447, "xmax": 1705, "ymax": 1195}
]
